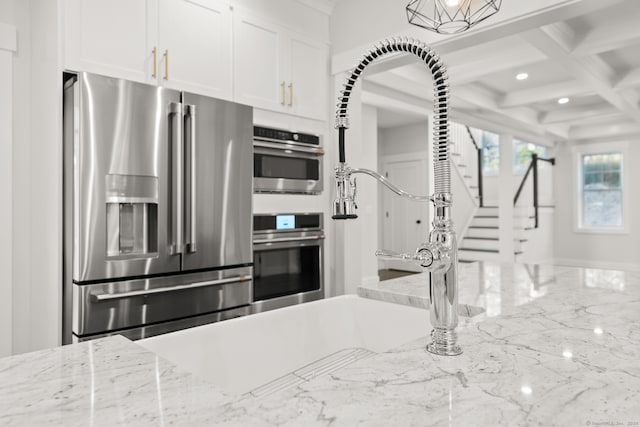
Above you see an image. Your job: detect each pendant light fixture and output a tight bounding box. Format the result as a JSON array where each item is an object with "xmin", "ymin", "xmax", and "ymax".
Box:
[{"xmin": 406, "ymin": 0, "xmax": 503, "ymax": 35}]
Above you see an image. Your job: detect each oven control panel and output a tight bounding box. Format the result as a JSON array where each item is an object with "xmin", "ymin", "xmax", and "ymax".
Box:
[
  {"xmin": 254, "ymin": 126, "xmax": 320, "ymax": 146},
  {"xmin": 253, "ymin": 213, "xmax": 323, "ymax": 234}
]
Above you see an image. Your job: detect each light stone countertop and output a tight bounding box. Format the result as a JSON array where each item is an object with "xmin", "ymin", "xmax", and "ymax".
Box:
[{"xmin": 2, "ymin": 262, "xmax": 640, "ymax": 426}]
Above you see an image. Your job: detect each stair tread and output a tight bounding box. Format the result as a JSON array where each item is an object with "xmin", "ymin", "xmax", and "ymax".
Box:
[
  {"xmin": 514, "ymin": 251, "xmax": 523, "ymax": 255},
  {"xmin": 469, "ymin": 226, "xmax": 498, "ymax": 229},
  {"xmin": 474, "ymin": 215, "xmax": 498, "ymax": 218},
  {"xmin": 459, "ymin": 248, "xmax": 499, "ymax": 253}
]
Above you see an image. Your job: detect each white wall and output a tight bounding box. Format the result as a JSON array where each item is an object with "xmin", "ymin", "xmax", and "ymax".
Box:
[
  {"xmin": 0, "ymin": 17, "xmax": 17, "ymax": 357},
  {"xmin": 377, "ymin": 120, "xmax": 476, "ymax": 249},
  {"xmin": 1, "ymin": 0, "xmax": 62, "ymax": 355},
  {"xmin": 554, "ymin": 141, "xmax": 640, "ymax": 270}
]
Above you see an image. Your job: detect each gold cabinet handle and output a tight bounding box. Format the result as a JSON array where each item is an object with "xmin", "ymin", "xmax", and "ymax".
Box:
[
  {"xmin": 164, "ymin": 49, "xmax": 169, "ymax": 80},
  {"xmin": 288, "ymin": 82, "xmax": 293, "ymax": 106},
  {"xmin": 280, "ymin": 81, "xmax": 285, "ymax": 105},
  {"xmin": 152, "ymin": 47, "xmax": 157, "ymax": 78}
]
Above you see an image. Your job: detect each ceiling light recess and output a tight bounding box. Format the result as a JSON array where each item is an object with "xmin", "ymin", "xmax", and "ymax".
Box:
[
  {"xmin": 406, "ymin": 0, "xmax": 503, "ymax": 35},
  {"xmin": 516, "ymin": 73, "xmax": 528, "ymax": 81},
  {"xmin": 558, "ymin": 97, "xmax": 570, "ymax": 104}
]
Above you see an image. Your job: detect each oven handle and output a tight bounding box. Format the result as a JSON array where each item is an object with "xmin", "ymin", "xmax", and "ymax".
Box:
[
  {"xmin": 253, "ymin": 140, "xmax": 324, "ymax": 155},
  {"xmin": 253, "ymin": 235, "xmax": 325, "ymax": 245},
  {"xmin": 90, "ymin": 275, "xmax": 252, "ymax": 302}
]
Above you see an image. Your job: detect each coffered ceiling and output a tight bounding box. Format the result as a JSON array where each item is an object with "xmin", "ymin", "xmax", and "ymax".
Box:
[{"xmin": 360, "ymin": 0, "xmax": 640, "ymax": 143}]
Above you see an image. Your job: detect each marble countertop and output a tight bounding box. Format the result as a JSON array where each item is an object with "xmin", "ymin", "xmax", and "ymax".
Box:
[{"xmin": 2, "ymin": 262, "xmax": 640, "ymax": 426}]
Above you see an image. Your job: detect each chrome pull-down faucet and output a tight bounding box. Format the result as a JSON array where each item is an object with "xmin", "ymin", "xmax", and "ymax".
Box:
[{"xmin": 332, "ymin": 37, "xmax": 461, "ymax": 356}]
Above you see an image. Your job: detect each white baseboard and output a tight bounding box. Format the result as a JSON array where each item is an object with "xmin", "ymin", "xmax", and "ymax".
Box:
[{"xmin": 553, "ymin": 258, "xmax": 640, "ymax": 272}]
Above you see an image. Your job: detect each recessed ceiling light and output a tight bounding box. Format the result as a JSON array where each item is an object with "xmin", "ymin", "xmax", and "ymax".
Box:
[
  {"xmin": 516, "ymin": 73, "xmax": 528, "ymax": 80},
  {"xmin": 558, "ymin": 97, "xmax": 570, "ymax": 104},
  {"xmin": 445, "ymin": 0, "xmax": 460, "ymax": 6},
  {"xmin": 521, "ymin": 385, "xmax": 532, "ymax": 395}
]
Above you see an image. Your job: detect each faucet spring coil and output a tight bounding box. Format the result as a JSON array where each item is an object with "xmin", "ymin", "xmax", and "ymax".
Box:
[{"xmin": 334, "ymin": 36, "xmax": 450, "ymax": 194}]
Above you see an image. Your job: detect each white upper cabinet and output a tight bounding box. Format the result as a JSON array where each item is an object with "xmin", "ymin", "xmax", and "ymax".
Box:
[
  {"xmin": 233, "ymin": 9, "xmax": 328, "ymax": 121},
  {"xmin": 233, "ymin": 11, "xmax": 287, "ymax": 112},
  {"xmin": 289, "ymin": 37, "xmax": 328, "ymax": 121},
  {"xmin": 63, "ymin": 0, "xmax": 158, "ymax": 84},
  {"xmin": 158, "ymin": 0, "xmax": 232, "ymax": 100},
  {"xmin": 63, "ymin": 0, "xmax": 328, "ymax": 119}
]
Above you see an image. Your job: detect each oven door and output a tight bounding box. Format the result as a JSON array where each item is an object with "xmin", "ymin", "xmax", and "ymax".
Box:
[
  {"xmin": 252, "ymin": 234, "xmax": 324, "ymax": 313},
  {"xmin": 253, "ymin": 142, "xmax": 323, "ymax": 194}
]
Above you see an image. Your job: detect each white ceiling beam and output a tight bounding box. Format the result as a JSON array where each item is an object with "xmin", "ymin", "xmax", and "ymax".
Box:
[
  {"xmin": 569, "ymin": 119, "xmax": 640, "ymax": 142},
  {"xmin": 571, "ymin": 2, "xmax": 640, "ymax": 56},
  {"xmin": 500, "ymin": 80, "xmax": 588, "ymax": 108},
  {"xmin": 335, "ymin": 0, "xmax": 625, "ymax": 76},
  {"xmin": 540, "ymin": 104, "xmax": 618, "ymax": 125},
  {"xmin": 365, "ymin": 72, "xmax": 569, "ymax": 140},
  {"xmin": 361, "ymin": 80, "xmax": 431, "ymax": 116},
  {"xmin": 362, "ymin": 80, "xmax": 564, "ymax": 144},
  {"xmin": 522, "ymin": 23, "xmax": 640, "ymax": 125},
  {"xmin": 615, "ymin": 68, "xmax": 640, "ymax": 89}
]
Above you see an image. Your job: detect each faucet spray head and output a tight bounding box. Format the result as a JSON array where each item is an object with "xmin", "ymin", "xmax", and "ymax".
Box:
[{"xmin": 332, "ymin": 164, "xmax": 358, "ymax": 220}]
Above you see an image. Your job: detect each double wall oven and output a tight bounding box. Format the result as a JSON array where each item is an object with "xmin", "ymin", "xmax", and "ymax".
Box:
[
  {"xmin": 252, "ymin": 213, "xmax": 324, "ymax": 312},
  {"xmin": 253, "ymin": 126, "xmax": 323, "ymax": 194}
]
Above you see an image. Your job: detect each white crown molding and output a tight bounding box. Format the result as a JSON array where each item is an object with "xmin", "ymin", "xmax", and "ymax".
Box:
[
  {"xmin": 0, "ymin": 23, "xmax": 17, "ymax": 52},
  {"xmin": 295, "ymin": 0, "xmax": 335, "ymax": 15}
]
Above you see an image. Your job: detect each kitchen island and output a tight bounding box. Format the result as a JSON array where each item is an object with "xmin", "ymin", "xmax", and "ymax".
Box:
[{"xmin": 1, "ymin": 262, "xmax": 639, "ymax": 426}]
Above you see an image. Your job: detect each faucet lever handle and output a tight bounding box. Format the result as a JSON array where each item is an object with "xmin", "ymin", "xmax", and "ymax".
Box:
[{"xmin": 375, "ymin": 248, "xmax": 433, "ymax": 268}]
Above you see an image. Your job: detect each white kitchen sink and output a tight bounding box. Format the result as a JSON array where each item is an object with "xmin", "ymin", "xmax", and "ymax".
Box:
[{"xmin": 137, "ymin": 295, "xmax": 430, "ymax": 395}]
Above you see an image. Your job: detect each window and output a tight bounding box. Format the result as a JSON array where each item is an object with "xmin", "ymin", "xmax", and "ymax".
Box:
[
  {"xmin": 513, "ymin": 140, "xmax": 549, "ymax": 174},
  {"xmin": 581, "ymin": 153, "xmax": 622, "ymax": 228},
  {"xmin": 474, "ymin": 128, "xmax": 499, "ymax": 176},
  {"xmin": 574, "ymin": 142, "xmax": 628, "ymax": 233}
]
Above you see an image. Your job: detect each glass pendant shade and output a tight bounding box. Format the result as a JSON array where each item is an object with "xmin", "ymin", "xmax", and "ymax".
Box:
[{"xmin": 406, "ymin": 0, "xmax": 502, "ymax": 34}]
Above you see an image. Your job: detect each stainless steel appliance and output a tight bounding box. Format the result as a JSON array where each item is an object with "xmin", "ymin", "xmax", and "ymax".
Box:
[
  {"xmin": 63, "ymin": 72, "xmax": 253, "ymax": 343},
  {"xmin": 252, "ymin": 213, "xmax": 324, "ymax": 312},
  {"xmin": 253, "ymin": 126, "xmax": 324, "ymax": 194}
]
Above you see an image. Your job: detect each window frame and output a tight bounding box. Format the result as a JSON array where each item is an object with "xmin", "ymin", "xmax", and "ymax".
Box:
[{"xmin": 572, "ymin": 141, "xmax": 629, "ymax": 235}]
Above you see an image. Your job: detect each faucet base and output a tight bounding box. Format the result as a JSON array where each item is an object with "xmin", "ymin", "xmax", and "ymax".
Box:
[{"xmin": 426, "ymin": 328, "xmax": 462, "ymax": 356}]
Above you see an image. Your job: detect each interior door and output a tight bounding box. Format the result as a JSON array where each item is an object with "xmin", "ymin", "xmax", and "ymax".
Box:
[
  {"xmin": 158, "ymin": 0, "xmax": 233, "ymax": 100},
  {"xmin": 382, "ymin": 158, "xmax": 429, "ymax": 272},
  {"xmin": 181, "ymin": 93, "xmax": 253, "ymax": 271}
]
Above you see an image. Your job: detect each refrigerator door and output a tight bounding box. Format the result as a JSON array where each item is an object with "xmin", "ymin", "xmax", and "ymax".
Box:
[
  {"xmin": 71, "ymin": 72, "xmax": 182, "ymax": 282},
  {"xmin": 181, "ymin": 93, "xmax": 253, "ymax": 270}
]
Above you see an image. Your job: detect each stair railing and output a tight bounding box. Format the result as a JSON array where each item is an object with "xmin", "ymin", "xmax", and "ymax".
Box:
[
  {"xmin": 513, "ymin": 153, "xmax": 556, "ymax": 228},
  {"xmin": 464, "ymin": 126, "xmax": 483, "ymax": 207}
]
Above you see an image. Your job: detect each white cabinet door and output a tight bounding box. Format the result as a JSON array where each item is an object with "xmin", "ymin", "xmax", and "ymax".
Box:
[
  {"xmin": 233, "ymin": 11, "xmax": 287, "ymax": 112},
  {"xmin": 289, "ymin": 37, "xmax": 328, "ymax": 121},
  {"xmin": 159, "ymin": 0, "xmax": 232, "ymax": 100},
  {"xmin": 63, "ymin": 0, "xmax": 157, "ymax": 84}
]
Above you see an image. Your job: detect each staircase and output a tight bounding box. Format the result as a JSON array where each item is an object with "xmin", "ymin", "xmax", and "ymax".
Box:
[{"xmin": 458, "ymin": 206, "xmax": 500, "ymax": 263}]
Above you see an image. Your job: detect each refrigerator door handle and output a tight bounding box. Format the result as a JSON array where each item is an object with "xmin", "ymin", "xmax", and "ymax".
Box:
[
  {"xmin": 185, "ymin": 104, "xmax": 197, "ymax": 253},
  {"xmin": 169, "ymin": 102, "xmax": 184, "ymax": 255},
  {"xmin": 90, "ymin": 275, "xmax": 253, "ymax": 301}
]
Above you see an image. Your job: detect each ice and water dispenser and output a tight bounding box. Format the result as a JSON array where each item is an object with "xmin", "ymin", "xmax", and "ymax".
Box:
[{"xmin": 106, "ymin": 174, "xmax": 158, "ymax": 258}]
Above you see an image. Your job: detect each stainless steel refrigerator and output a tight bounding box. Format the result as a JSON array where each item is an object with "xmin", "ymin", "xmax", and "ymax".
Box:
[{"xmin": 63, "ymin": 72, "xmax": 253, "ymax": 343}]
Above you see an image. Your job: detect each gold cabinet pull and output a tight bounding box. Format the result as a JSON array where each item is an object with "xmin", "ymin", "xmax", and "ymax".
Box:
[
  {"xmin": 164, "ymin": 49, "xmax": 169, "ymax": 80},
  {"xmin": 280, "ymin": 81, "xmax": 285, "ymax": 105},
  {"xmin": 152, "ymin": 47, "xmax": 157, "ymax": 78},
  {"xmin": 288, "ymin": 82, "xmax": 293, "ymax": 106}
]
